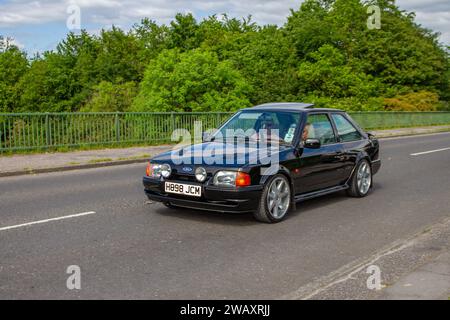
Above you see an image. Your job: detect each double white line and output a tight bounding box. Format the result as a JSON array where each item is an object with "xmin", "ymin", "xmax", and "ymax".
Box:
[{"xmin": 0, "ymin": 211, "xmax": 96, "ymax": 232}]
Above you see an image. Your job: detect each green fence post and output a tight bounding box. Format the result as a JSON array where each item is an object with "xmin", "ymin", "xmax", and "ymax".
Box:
[
  {"xmin": 45, "ymin": 113, "xmax": 50, "ymax": 149},
  {"xmin": 216, "ymin": 113, "xmax": 221, "ymax": 128},
  {"xmin": 171, "ymin": 112, "xmax": 175, "ymax": 132},
  {"xmin": 115, "ymin": 112, "xmax": 120, "ymax": 143}
]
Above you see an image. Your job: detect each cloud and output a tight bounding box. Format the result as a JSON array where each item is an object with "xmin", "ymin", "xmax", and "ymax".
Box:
[
  {"xmin": 397, "ymin": 0, "xmax": 450, "ymax": 44},
  {"xmin": 0, "ymin": 0, "xmax": 448, "ymax": 50},
  {"xmin": 0, "ymin": 0, "xmax": 299, "ymax": 27}
]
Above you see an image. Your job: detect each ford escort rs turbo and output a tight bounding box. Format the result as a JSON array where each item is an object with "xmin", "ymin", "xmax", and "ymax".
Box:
[{"xmin": 143, "ymin": 103, "xmax": 381, "ymax": 223}]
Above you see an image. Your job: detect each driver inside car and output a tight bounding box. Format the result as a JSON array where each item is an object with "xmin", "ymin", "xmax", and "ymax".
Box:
[{"xmin": 251, "ymin": 114, "xmax": 282, "ymax": 142}]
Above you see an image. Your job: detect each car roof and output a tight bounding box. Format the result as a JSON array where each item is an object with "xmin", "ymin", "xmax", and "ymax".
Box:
[{"xmin": 242, "ymin": 102, "xmax": 343, "ymax": 113}]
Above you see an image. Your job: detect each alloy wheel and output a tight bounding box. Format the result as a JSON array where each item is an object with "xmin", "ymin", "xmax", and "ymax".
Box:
[{"xmin": 267, "ymin": 177, "xmax": 291, "ymax": 219}]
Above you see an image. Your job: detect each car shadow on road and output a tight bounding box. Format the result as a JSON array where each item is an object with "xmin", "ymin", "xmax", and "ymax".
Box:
[
  {"xmin": 153, "ymin": 205, "xmax": 258, "ymax": 226},
  {"xmin": 152, "ymin": 182, "xmax": 382, "ymax": 226}
]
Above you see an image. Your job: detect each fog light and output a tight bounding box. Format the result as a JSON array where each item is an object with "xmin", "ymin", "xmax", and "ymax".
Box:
[
  {"xmin": 160, "ymin": 164, "xmax": 171, "ymax": 178},
  {"xmin": 195, "ymin": 167, "xmax": 207, "ymax": 182}
]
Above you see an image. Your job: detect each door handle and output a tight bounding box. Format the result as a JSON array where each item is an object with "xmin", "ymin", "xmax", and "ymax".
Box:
[{"xmin": 335, "ymin": 152, "xmax": 346, "ymax": 161}]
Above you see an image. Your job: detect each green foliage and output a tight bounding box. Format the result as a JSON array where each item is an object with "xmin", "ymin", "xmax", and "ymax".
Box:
[
  {"xmin": 95, "ymin": 27, "xmax": 144, "ymax": 83},
  {"xmin": 223, "ymin": 25, "xmax": 299, "ymax": 105},
  {"xmin": 0, "ymin": 0, "xmax": 448, "ymax": 113},
  {"xmin": 81, "ymin": 81, "xmax": 138, "ymax": 112},
  {"xmin": 132, "ymin": 18, "xmax": 169, "ymax": 61},
  {"xmin": 0, "ymin": 44, "xmax": 28, "ymax": 112},
  {"xmin": 383, "ymin": 91, "xmax": 440, "ymax": 111},
  {"xmin": 287, "ymin": 0, "xmax": 448, "ymax": 107},
  {"xmin": 297, "ymin": 45, "xmax": 382, "ymax": 101},
  {"xmin": 132, "ymin": 49, "xmax": 252, "ymax": 112}
]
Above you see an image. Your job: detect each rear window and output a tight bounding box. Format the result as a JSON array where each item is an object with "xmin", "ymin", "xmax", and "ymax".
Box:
[{"xmin": 331, "ymin": 114, "xmax": 362, "ymax": 142}]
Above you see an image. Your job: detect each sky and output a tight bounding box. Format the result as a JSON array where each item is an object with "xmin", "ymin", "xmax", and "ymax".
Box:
[{"xmin": 0, "ymin": 0, "xmax": 449, "ymax": 54}]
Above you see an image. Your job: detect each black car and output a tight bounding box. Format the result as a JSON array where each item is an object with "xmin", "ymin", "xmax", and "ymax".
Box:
[{"xmin": 143, "ymin": 103, "xmax": 381, "ymax": 223}]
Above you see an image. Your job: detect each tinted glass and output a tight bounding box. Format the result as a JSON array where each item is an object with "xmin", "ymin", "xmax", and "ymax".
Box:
[
  {"xmin": 303, "ymin": 114, "xmax": 336, "ymax": 145},
  {"xmin": 331, "ymin": 114, "xmax": 362, "ymax": 142}
]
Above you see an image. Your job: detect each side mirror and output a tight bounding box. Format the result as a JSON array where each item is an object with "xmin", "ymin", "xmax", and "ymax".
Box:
[
  {"xmin": 202, "ymin": 131, "xmax": 217, "ymax": 142},
  {"xmin": 304, "ymin": 138, "xmax": 321, "ymax": 149}
]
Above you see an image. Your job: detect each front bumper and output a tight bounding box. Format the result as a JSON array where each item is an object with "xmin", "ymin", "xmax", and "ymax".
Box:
[{"xmin": 143, "ymin": 176, "xmax": 263, "ymax": 213}]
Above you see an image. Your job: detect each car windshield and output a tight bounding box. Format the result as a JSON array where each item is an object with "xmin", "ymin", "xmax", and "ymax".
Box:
[{"xmin": 212, "ymin": 111, "xmax": 301, "ymax": 145}]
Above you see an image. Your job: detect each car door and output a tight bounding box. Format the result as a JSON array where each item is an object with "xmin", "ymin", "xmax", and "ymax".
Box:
[{"xmin": 294, "ymin": 113, "xmax": 344, "ymax": 194}]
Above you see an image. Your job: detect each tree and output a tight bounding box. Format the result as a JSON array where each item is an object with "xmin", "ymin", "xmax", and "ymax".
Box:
[
  {"xmin": 286, "ymin": 0, "xmax": 448, "ymax": 106},
  {"xmin": 132, "ymin": 49, "xmax": 252, "ymax": 112},
  {"xmin": 95, "ymin": 27, "xmax": 145, "ymax": 83},
  {"xmin": 132, "ymin": 18, "xmax": 169, "ymax": 62},
  {"xmin": 0, "ymin": 43, "xmax": 29, "ymax": 112},
  {"xmin": 82, "ymin": 81, "xmax": 138, "ymax": 112},
  {"xmin": 168, "ymin": 13, "xmax": 201, "ymax": 51},
  {"xmin": 2, "ymin": 1, "xmax": 449, "ymax": 113},
  {"xmin": 222, "ymin": 25, "xmax": 299, "ymax": 105},
  {"xmin": 297, "ymin": 44, "xmax": 381, "ymax": 100}
]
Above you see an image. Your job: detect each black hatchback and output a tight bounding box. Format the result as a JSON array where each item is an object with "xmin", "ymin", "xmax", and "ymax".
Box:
[{"xmin": 143, "ymin": 103, "xmax": 381, "ymax": 223}]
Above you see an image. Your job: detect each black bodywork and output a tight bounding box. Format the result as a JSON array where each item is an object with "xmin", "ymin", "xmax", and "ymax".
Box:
[{"xmin": 143, "ymin": 103, "xmax": 381, "ymax": 213}]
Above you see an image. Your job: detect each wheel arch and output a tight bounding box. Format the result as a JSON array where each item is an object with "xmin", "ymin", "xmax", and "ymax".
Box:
[{"xmin": 346, "ymin": 152, "xmax": 372, "ymax": 186}]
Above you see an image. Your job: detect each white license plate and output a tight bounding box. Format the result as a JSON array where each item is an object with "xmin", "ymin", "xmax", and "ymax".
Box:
[{"xmin": 165, "ymin": 182, "xmax": 202, "ymax": 197}]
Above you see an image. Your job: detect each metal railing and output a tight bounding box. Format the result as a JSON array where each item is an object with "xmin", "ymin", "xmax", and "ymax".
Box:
[
  {"xmin": 348, "ymin": 111, "xmax": 450, "ymax": 130},
  {"xmin": 1, "ymin": 111, "xmax": 450, "ymax": 152},
  {"xmin": 0, "ymin": 112, "xmax": 233, "ymax": 152}
]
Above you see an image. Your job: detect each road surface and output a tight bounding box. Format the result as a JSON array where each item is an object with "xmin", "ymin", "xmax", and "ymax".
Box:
[{"xmin": 0, "ymin": 133, "xmax": 449, "ymax": 299}]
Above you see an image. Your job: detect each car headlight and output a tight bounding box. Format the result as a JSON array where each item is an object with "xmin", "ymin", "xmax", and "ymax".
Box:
[
  {"xmin": 195, "ymin": 167, "xmax": 207, "ymax": 182},
  {"xmin": 213, "ymin": 171, "xmax": 237, "ymax": 186},
  {"xmin": 213, "ymin": 171, "xmax": 251, "ymax": 187},
  {"xmin": 146, "ymin": 163, "xmax": 171, "ymax": 178}
]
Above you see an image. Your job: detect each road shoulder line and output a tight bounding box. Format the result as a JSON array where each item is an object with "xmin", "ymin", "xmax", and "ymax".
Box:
[{"xmin": 280, "ymin": 216, "xmax": 450, "ymax": 300}]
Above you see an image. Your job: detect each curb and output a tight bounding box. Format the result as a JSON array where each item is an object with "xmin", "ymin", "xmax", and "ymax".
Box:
[
  {"xmin": 375, "ymin": 129, "xmax": 450, "ymax": 139},
  {"xmin": 0, "ymin": 158, "xmax": 149, "ymax": 178}
]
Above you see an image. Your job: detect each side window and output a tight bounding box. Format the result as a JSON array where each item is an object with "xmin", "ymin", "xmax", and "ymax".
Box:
[
  {"xmin": 303, "ymin": 114, "xmax": 336, "ymax": 145},
  {"xmin": 331, "ymin": 114, "xmax": 362, "ymax": 142}
]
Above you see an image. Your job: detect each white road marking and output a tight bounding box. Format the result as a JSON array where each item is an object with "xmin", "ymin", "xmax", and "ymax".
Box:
[
  {"xmin": 410, "ymin": 147, "xmax": 450, "ymax": 156},
  {"xmin": 281, "ymin": 216, "xmax": 450, "ymax": 300},
  {"xmin": 0, "ymin": 211, "xmax": 96, "ymax": 232}
]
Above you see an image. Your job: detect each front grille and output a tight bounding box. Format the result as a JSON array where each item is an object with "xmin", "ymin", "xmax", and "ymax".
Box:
[{"xmin": 170, "ymin": 173, "xmax": 197, "ymax": 182}]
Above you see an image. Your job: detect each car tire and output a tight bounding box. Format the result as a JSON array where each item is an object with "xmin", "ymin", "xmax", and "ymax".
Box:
[
  {"xmin": 347, "ymin": 159, "xmax": 372, "ymax": 198},
  {"xmin": 253, "ymin": 174, "xmax": 292, "ymax": 223}
]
